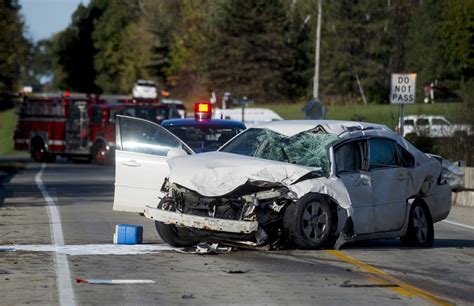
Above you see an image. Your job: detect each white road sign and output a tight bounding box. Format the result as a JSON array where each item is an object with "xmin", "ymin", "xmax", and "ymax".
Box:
[{"xmin": 390, "ymin": 73, "xmax": 416, "ymax": 104}]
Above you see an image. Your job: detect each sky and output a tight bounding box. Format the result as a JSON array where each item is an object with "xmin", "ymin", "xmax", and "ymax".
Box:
[{"xmin": 20, "ymin": 0, "xmax": 90, "ymax": 41}]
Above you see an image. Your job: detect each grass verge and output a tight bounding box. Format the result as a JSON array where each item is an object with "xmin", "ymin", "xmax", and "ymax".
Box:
[
  {"xmin": 0, "ymin": 108, "xmax": 18, "ymax": 155},
  {"xmin": 258, "ymin": 102, "xmax": 466, "ymax": 130}
]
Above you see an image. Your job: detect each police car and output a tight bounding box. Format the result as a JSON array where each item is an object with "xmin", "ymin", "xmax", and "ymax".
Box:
[{"xmin": 161, "ymin": 101, "xmax": 246, "ymax": 153}]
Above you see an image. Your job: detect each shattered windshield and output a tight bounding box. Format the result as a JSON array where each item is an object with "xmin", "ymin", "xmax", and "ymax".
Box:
[{"xmin": 220, "ymin": 128, "xmax": 339, "ymax": 174}]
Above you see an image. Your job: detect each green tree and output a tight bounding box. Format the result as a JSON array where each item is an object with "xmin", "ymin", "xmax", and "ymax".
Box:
[
  {"xmin": 205, "ymin": 0, "xmax": 297, "ymax": 101},
  {"xmin": 49, "ymin": 0, "xmax": 106, "ymax": 93},
  {"xmin": 141, "ymin": 0, "xmax": 183, "ymax": 85},
  {"xmin": 405, "ymin": 0, "xmax": 473, "ymax": 102},
  {"xmin": 0, "ymin": 0, "xmax": 29, "ymax": 93},
  {"xmin": 165, "ymin": 0, "xmax": 213, "ymax": 91},
  {"xmin": 93, "ymin": 0, "xmax": 154, "ymax": 94},
  {"xmin": 20, "ymin": 39, "xmax": 53, "ymax": 92}
]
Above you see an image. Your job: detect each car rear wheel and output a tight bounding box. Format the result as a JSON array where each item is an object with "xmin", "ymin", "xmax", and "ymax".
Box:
[
  {"xmin": 401, "ymin": 202, "xmax": 434, "ymax": 247},
  {"xmin": 155, "ymin": 198, "xmax": 199, "ymax": 247},
  {"xmin": 284, "ymin": 194, "xmax": 333, "ymax": 249}
]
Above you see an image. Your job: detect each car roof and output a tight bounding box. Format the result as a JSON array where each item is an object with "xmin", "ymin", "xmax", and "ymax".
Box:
[
  {"xmin": 403, "ymin": 115, "xmax": 448, "ymax": 120},
  {"xmin": 162, "ymin": 118, "xmax": 246, "ymax": 128},
  {"xmin": 253, "ymin": 120, "xmax": 391, "ymax": 137}
]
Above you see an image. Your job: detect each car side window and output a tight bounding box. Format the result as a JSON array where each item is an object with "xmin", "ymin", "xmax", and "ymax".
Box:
[
  {"xmin": 335, "ymin": 141, "xmax": 364, "ymax": 174},
  {"xmin": 397, "ymin": 144, "xmax": 415, "ymax": 168},
  {"xmin": 416, "ymin": 118, "xmax": 429, "ymax": 126},
  {"xmin": 120, "ymin": 117, "xmax": 185, "ymax": 156},
  {"xmin": 369, "ymin": 138, "xmax": 399, "ymax": 168},
  {"xmin": 432, "ymin": 118, "xmax": 449, "ymax": 126}
]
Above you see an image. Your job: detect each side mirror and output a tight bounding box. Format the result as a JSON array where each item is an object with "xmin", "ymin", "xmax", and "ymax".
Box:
[{"xmin": 167, "ymin": 147, "xmax": 188, "ymax": 158}]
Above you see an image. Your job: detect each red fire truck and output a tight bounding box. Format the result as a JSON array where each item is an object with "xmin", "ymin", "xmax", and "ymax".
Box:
[{"xmin": 14, "ymin": 93, "xmax": 181, "ymax": 163}]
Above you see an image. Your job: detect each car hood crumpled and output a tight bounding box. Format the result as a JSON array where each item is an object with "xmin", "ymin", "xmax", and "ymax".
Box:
[{"xmin": 167, "ymin": 152, "xmax": 317, "ymax": 197}]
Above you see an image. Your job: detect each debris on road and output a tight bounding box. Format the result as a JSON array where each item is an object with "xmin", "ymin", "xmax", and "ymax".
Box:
[
  {"xmin": 223, "ymin": 270, "xmax": 250, "ymax": 274},
  {"xmin": 0, "ymin": 269, "xmax": 11, "ymax": 274},
  {"xmin": 174, "ymin": 242, "xmax": 232, "ymax": 255},
  {"xmin": 113, "ymin": 224, "xmax": 143, "ymax": 245},
  {"xmin": 181, "ymin": 293, "xmax": 195, "ymax": 299},
  {"xmin": 340, "ymin": 280, "xmax": 399, "ymax": 288},
  {"xmin": 0, "ymin": 247, "xmax": 15, "ymax": 252},
  {"xmin": 76, "ymin": 278, "xmax": 156, "ymax": 285}
]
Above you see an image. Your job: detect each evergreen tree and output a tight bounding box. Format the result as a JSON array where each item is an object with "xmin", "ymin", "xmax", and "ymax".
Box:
[
  {"xmin": 49, "ymin": 0, "xmax": 106, "ymax": 93},
  {"xmin": 205, "ymin": 0, "xmax": 297, "ymax": 101},
  {"xmin": 319, "ymin": 0, "xmax": 398, "ymax": 103},
  {"xmin": 405, "ymin": 0, "xmax": 473, "ymax": 100},
  {"xmin": 142, "ymin": 0, "xmax": 183, "ymax": 85},
  {"xmin": 404, "ymin": 0, "xmax": 446, "ymax": 93}
]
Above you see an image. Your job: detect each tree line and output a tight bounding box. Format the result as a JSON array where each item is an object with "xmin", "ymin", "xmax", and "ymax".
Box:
[{"xmin": 1, "ymin": 0, "xmax": 473, "ymax": 104}]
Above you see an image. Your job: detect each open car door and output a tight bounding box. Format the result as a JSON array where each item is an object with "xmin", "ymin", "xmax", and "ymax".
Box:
[{"xmin": 113, "ymin": 115, "xmax": 193, "ymax": 213}]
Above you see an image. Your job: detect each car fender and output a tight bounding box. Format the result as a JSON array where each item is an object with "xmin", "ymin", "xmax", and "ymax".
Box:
[{"xmin": 289, "ymin": 177, "xmax": 352, "ymax": 234}]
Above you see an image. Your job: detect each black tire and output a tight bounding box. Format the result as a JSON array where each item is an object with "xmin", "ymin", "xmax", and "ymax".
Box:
[
  {"xmin": 400, "ymin": 202, "xmax": 434, "ymax": 247},
  {"xmin": 91, "ymin": 142, "xmax": 110, "ymax": 165},
  {"xmin": 155, "ymin": 198, "xmax": 198, "ymax": 247},
  {"xmin": 283, "ymin": 194, "xmax": 333, "ymax": 249},
  {"xmin": 31, "ymin": 139, "xmax": 54, "ymax": 163}
]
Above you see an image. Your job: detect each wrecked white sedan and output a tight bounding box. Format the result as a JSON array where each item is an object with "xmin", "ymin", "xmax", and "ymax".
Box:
[{"xmin": 113, "ymin": 116, "xmax": 451, "ymax": 249}]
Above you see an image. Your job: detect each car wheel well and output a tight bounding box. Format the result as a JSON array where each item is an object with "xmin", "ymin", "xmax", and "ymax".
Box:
[
  {"xmin": 91, "ymin": 139, "xmax": 110, "ymax": 164},
  {"xmin": 30, "ymin": 136, "xmax": 45, "ymax": 148},
  {"xmin": 401, "ymin": 199, "xmax": 434, "ymax": 247}
]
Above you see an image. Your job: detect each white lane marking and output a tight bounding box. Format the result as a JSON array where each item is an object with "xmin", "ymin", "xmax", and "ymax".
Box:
[
  {"xmin": 5, "ymin": 244, "xmax": 175, "ymax": 256},
  {"xmin": 441, "ymin": 219, "xmax": 474, "ymax": 230},
  {"xmin": 35, "ymin": 164, "xmax": 76, "ymax": 306}
]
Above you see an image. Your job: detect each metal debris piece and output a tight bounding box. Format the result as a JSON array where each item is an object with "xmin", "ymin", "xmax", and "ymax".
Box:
[
  {"xmin": 174, "ymin": 242, "xmax": 232, "ymax": 255},
  {"xmin": 223, "ymin": 270, "xmax": 250, "ymax": 274},
  {"xmin": 340, "ymin": 280, "xmax": 399, "ymax": 288},
  {"xmin": 0, "ymin": 247, "xmax": 15, "ymax": 252},
  {"xmin": 181, "ymin": 293, "xmax": 195, "ymax": 299},
  {"xmin": 76, "ymin": 278, "xmax": 156, "ymax": 285}
]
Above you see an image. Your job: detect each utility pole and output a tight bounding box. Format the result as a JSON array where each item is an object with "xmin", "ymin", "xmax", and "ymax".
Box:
[{"xmin": 313, "ymin": 0, "xmax": 322, "ymax": 99}]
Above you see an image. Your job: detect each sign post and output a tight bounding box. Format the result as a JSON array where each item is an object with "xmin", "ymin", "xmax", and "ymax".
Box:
[{"xmin": 390, "ymin": 73, "xmax": 416, "ymax": 136}]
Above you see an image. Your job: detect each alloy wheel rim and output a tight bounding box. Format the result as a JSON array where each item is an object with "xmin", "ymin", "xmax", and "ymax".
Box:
[
  {"xmin": 302, "ymin": 201, "xmax": 328, "ymax": 241},
  {"xmin": 413, "ymin": 206, "xmax": 428, "ymax": 242}
]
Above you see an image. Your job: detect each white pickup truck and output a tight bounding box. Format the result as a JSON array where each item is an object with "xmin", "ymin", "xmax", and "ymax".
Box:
[{"xmin": 399, "ymin": 115, "xmax": 471, "ymax": 138}]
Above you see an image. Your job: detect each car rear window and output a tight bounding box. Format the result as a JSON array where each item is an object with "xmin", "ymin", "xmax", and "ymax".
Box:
[{"xmin": 166, "ymin": 125, "xmax": 244, "ymax": 153}]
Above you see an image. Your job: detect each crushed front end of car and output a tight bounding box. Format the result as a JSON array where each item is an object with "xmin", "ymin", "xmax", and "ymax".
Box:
[{"xmin": 145, "ymin": 178, "xmax": 299, "ymax": 246}]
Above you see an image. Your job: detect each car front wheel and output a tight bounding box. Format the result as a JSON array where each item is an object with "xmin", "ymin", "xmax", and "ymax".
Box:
[
  {"xmin": 401, "ymin": 202, "xmax": 434, "ymax": 247},
  {"xmin": 155, "ymin": 198, "xmax": 199, "ymax": 247},
  {"xmin": 284, "ymin": 194, "xmax": 333, "ymax": 249}
]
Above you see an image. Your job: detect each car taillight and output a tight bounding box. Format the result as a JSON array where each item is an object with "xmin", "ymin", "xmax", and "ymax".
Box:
[
  {"xmin": 195, "ymin": 101, "xmax": 212, "ymax": 120},
  {"xmin": 396, "ymin": 126, "xmax": 400, "ymax": 134}
]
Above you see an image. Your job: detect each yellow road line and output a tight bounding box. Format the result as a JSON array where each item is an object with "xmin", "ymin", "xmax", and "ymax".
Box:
[{"xmin": 326, "ymin": 250, "xmax": 454, "ymax": 306}]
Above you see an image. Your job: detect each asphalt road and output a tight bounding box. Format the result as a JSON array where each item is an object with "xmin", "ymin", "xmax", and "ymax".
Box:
[{"xmin": 0, "ymin": 159, "xmax": 473, "ymax": 305}]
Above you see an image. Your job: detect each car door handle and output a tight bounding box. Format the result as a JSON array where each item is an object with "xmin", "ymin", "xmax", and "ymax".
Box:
[
  {"xmin": 397, "ymin": 173, "xmax": 408, "ymax": 180},
  {"xmin": 121, "ymin": 160, "xmax": 141, "ymax": 167},
  {"xmin": 353, "ymin": 177, "xmax": 369, "ymax": 186}
]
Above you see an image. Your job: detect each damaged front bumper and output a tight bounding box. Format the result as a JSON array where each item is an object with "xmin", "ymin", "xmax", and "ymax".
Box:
[{"xmin": 144, "ymin": 206, "xmax": 259, "ymax": 234}]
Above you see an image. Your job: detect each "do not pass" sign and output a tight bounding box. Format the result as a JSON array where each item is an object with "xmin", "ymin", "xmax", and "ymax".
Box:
[{"xmin": 390, "ymin": 73, "xmax": 416, "ymax": 104}]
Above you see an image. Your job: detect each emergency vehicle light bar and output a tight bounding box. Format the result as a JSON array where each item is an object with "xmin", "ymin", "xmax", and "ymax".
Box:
[{"xmin": 194, "ymin": 101, "xmax": 212, "ymax": 120}]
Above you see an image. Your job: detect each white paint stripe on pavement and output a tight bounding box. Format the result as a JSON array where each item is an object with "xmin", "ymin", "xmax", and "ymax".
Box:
[
  {"xmin": 4, "ymin": 244, "xmax": 175, "ymax": 256},
  {"xmin": 35, "ymin": 163, "xmax": 76, "ymax": 306},
  {"xmin": 441, "ymin": 219, "xmax": 474, "ymax": 230}
]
